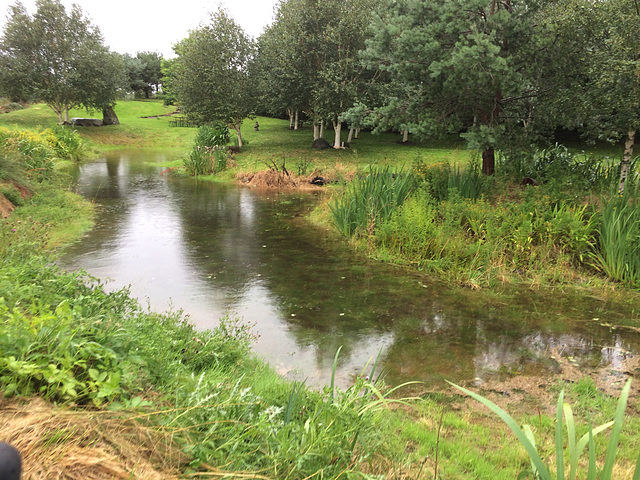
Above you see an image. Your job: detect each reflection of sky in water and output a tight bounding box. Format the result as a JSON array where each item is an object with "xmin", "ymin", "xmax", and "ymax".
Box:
[{"xmin": 59, "ymin": 152, "xmax": 640, "ymax": 389}]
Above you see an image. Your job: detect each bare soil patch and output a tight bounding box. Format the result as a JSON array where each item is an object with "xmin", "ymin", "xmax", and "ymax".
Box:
[
  {"xmin": 0, "ymin": 193, "xmax": 14, "ymax": 218},
  {"xmin": 237, "ymin": 169, "xmax": 325, "ymax": 191}
]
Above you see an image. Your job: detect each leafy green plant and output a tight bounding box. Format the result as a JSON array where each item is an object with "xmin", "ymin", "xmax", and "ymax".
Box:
[
  {"xmin": 450, "ymin": 379, "xmax": 639, "ymax": 480},
  {"xmin": 48, "ymin": 125, "xmax": 84, "ymax": 161},
  {"xmin": 184, "ymin": 123, "xmax": 231, "ymax": 175}
]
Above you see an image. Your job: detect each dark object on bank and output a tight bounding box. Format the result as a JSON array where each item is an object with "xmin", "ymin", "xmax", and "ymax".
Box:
[
  {"xmin": 0, "ymin": 442, "xmax": 22, "ymax": 480},
  {"xmin": 312, "ymin": 138, "xmax": 330, "ymax": 149},
  {"xmin": 520, "ymin": 177, "xmax": 539, "ymax": 187},
  {"xmin": 310, "ymin": 176, "xmax": 327, "ymax": 186},
  {"xmin": 70, "ymin": 117, "xmax": 103, "ymax": 127},
  {"xmin": 254, "ymin": 121, "xmax": 259, "ymax": 131}
]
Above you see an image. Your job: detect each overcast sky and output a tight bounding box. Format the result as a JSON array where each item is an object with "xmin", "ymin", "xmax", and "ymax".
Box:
[{"xmin": 0, "ymin": 0, "xmax": 280, "ymax": 58}]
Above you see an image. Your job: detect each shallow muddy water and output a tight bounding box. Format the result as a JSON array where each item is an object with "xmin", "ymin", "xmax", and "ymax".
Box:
[{"xmin": 59, "ymin": 151, "xmax": 640, "ymax": 388}]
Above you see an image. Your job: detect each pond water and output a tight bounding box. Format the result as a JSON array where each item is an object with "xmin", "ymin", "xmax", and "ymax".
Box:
[{"xmin": 59, "ymin": 151, "xmax": 640, "ymax": 389}]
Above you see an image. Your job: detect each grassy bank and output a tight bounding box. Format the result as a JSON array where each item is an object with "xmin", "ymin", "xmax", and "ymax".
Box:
[{"xmin": 2, "ymin": 101, "xmax": 640, "ymax": 478}]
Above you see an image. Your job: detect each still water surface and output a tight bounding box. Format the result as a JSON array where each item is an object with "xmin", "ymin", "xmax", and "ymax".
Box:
[{"xmin": 59, "ymin": 152, "xmax": 640, "ymax": 388}]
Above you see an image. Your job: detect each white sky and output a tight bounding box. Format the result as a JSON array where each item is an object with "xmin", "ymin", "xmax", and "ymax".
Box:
[{"xmin": 0, "ymin": 0, "xmax": 280, "ymax": 58}]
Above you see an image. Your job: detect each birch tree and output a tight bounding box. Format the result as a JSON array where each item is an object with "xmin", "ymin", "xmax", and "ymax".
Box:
[
  {"xmin": 542, "ymin": 0, "xmax": 640, "ymax": 192},
  {"xmin": 172, "ymin": 8, "xmax": 255, "ymax": 147}
]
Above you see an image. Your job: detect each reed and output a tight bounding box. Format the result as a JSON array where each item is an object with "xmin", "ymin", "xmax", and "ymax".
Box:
[
  {"xmin": 329, "ymin": 166, "xmax": 416, "ymax": 237},
  {"xmin": 593, "ymin": 180, "xmax": 640, "ymax": 286}
]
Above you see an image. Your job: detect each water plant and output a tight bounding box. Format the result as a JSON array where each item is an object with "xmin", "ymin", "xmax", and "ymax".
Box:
[
  {"xmin": 451, "ymin": 379, "xmax": 639, "ymax": 479},
  {"xmin": 329, "ymin": 165, "xmax": 416, "ymax": 237},
  {"xmin": 592, "ymin": 180, "xmax": 640, "ymax": 286}
]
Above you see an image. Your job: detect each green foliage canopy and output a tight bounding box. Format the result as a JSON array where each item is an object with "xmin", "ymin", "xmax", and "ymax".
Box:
[
  {"xmin": 171, "ymin": 8, "xmax": 255, "ymax": 147},
  {"xmin": 0, "ymin": 0, "xmax": 124, "ymax": 123}
]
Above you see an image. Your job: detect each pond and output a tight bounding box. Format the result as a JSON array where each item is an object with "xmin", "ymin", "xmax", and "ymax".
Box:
[{"xmin": 59, "ymin": 151, "xmax": 640, "ymax": 389}]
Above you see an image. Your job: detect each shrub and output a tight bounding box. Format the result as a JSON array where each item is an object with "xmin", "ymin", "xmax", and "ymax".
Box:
[{"xmin": 184, "ymin": 123, "xmax": 230, "ymax": 175}]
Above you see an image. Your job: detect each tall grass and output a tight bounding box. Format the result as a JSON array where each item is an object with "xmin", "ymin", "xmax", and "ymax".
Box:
[
  {"xmin": 413, "ymin": 158, "xmax": 490, "ymax": 201},
  {"xmin": 593, "ymin": 180, "xmax": 640, "ymax": 286},
  {"xmin": 329, "ymin": 166, "xmax": 416, "ymax": 237}
]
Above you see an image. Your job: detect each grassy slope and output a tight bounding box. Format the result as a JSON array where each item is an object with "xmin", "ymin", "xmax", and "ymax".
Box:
[{"xmin": 2, "ymin": 101, "xmax": 640, "ymax": 479}]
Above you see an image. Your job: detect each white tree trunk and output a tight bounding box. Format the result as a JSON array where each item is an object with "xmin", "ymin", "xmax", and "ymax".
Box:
[
  {"xmin": 294, "ymin": 110, "xmax": 299, "ymax": 130},
  {"xmin": 355, "ymin": 128, "xmax": 360, "ymax": 139},
  {"xmin": 332, "ymin": 120, "xmax": 342, "ymax": 148},
  {"xmin": 313, "ymin": 123, "xmax": 319, "ymax": 140},
  {"xmin": 287, "ymin": 109, "xmax": 294, "ymax": 129},
  {"xmin": 347, "ymin": 127, "xmax": 354, "ymax": 143},
  {"xmin": 619, "ymin": 129, "xmax": 636, "ymax": 193},
  {"xmin": 319, "ymin": 120, "xmax": 324, "ymax": 138},
  {"xmin": 402, "ymin": 129, "xmax": 409, "ymax": 143}
]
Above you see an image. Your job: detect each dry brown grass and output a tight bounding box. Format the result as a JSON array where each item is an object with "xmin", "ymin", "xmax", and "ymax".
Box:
[{"xmin": 0, "ymin": 397, "xmax": 189, "ymax": 479}]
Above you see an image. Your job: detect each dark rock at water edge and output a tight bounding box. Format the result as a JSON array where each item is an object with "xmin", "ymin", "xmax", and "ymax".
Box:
[
  {"xmin": 312, "ymin": 138, "xmax": 330, "ymax": 149},
  {"xmin": 310, "ymin": 176, "xmax": 328, "ymax": 186}
]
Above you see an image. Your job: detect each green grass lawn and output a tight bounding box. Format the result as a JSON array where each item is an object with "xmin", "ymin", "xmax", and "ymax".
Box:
[
  {"xmin": 0, "ymin": 101, "xmax": 473, "ymax": 171},
  {"xmin": 235, "ymin": 115, "xmax": 471, "ymax": 173}
]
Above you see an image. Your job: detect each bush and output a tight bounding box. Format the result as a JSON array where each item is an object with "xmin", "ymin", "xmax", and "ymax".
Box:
[
  {"xmin": 183, "ymin": 123, "xmax": 230, "ymax": 175},
  {"xmin": 374, "ymin": 184, "xmax": 597, "ymax": 284}
]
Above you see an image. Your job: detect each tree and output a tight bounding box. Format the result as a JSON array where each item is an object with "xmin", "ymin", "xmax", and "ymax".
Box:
[
  {"xmin": 252, "ymin": 18, "xmax": 308, "ymax": 130},
  {"xmin": 541, "ymin": 0, "xmax": 640, "ymax": 192},
  {"xmin": 123, "ymin": 51, "xmax": 163, "ymax": 98},
  {"xmin": 362, "ymin": 0, "xmax": 545, "ymax": 174},
  {"xmin": 171, "ymin": 8, "xmax": 255, "ymax": 147},
  {"xmin": 0, "ymin": 0, "xmax": 123, "ymax": 124}
]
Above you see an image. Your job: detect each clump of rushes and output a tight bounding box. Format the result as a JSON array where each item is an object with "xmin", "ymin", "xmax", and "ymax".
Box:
[
  {"xmin": 329, "ymin": 165, "xmax": 416, "ymax": 237},
  {"xmin": 592, "ymin": 180, "xmax": 640, "ymax": 286}
]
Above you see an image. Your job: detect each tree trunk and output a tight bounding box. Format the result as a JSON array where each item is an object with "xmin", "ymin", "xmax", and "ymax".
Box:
[
  {"xmin": 402, "ymin": 129, "xmax": 409, "ymax": 143},
  {"xmin": 64, "ymin": 108, "xmax": 70, "ymax": 124},
  {"xmin": 294, "ymin": 110, "xmax": 299, "ymax": 130},
  {"xmin": 482, "ymin": 147, "xmax": 495, "ymax": 176},
  {"xmin": 332, "ymin": 120, "xmax": 342, "ymax": 148},
  {"xmin": 619, "ymin": 130, "xmax": 636, "ymax": 194},
  {"xmin": 347, "ymin": 127, "xmax": 354, "ymax": 143},
  {"xmin": 319, "ymin": 120, "xmax": 324, "ymax": 138},
  {"xmin": 236, "ymin": 126, "xmax": 243, "ymax": 148},
  {"xmin": 102, "ymin": 105, "xmax": 120, "ymax": 125},
  {"xmin": 313, "ymin": 123, "xmax": 319, "ymax": 140},
  {"xmin": 355, "ymin": 128, "xmax": 360, "ymax": 139},
  {"xmin": 288, "ymin": 109, "xmax": 294, "ymax": 129}
]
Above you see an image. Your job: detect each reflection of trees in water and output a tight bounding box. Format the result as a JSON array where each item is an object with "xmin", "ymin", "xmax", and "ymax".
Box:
[
  {"xmin": 173, "ymin": 182, "xmax": 260, "ymax": 312},
  {"xmin": 380, "ymin": 294, "xmax": 640, "ymax": 386}
]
